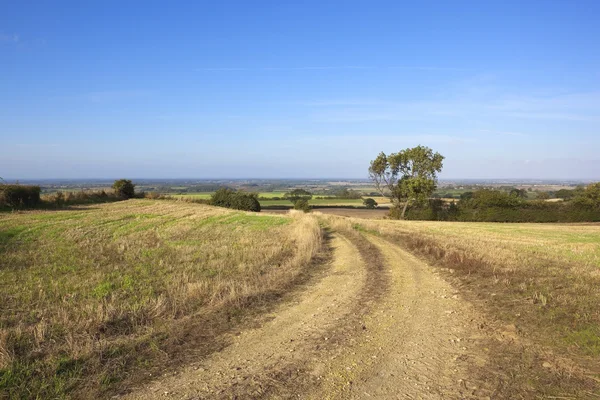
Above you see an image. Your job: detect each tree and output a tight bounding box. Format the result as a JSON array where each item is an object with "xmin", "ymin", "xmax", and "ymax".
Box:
[
  {"xmin": 335, "ymin": 188, "xmax": 362, "ymax": 199},
  {"xmin": 536, "ymin": 191, "xmax": 551, "ymax": 200},
  {"xmin": 363, "ymin": 198, "xmax": 378, "ymax": 209},
  {"xmin": 573, "ymin": 182, "xmax": 600, "ymax": 208},
  {"xmin": 284, "ymin": 189, "xmax": 312, "ymax": 202},
  {"xmin": 112, "ymin": 179, "xmax": 135, "ymax": 199},
  {"xmin": 509, "ymin": 188, "xmax": 528, "ymax": 198},
  {"xmin": 293, "ymin": 199, "xmax": 311, "ymax": 212},
  {"xmin": 460, "ymin": 191, "xmax": 474, "ymax": 201},
  {"xmin": 284, "ymin": 189, "xmax": 312, "ymax": 209},
  {"xmin": 585, "ymin": 182, "xmax": 600, "ymax": 204},
  {"xmin": 368, "ymin": 145, "xmax": 444, "ymax": 219}
]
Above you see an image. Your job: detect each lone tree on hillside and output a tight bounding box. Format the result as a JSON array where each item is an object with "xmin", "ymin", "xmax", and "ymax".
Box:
[
  {"xmin": 112, "ymin": 179, "xmax": 135, "ymax": 199},
  {"xmin": 284, "ymin": 189, "xmax": 312, "ymax": 209},
  {"xmin": 368, "ymin": 145, "xmax": 444, "ymax": 219}
]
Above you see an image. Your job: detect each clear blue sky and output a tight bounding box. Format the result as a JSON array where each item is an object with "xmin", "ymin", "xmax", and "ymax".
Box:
[{"xmin": 1, "ymin": 1, "xmax": 599, "ymax": 179}]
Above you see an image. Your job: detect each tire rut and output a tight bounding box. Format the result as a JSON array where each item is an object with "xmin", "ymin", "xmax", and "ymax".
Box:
[{"xmin": 311, "ymin": 234, "xmax": 491, "ymax": 399}]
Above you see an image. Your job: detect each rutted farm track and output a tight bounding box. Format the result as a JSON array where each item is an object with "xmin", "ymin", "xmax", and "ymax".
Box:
[{"xmin": 122, "ymin": 226, "xmax": 491, "ymax": 399}]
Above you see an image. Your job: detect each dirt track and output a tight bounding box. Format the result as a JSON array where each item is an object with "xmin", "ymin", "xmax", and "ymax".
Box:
[{"xmin": 121, "ymin": 228, "xmax": 490, "ymax": 399}]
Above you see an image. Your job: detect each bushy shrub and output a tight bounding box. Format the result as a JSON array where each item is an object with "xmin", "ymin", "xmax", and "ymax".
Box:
[
  {"xmin": 363, "ymin": 198, "xmax": 378, "ymax": 209},
  {"xmin": 210, "ymin": 188, "xmax": 261, "ymax": 212},
  {"xmin": 112, "ymin": 179, "xmax": 135, "ymax": 199},
  {"xmin": 293, "ymin": 199, "xmax": 311, "ymax": 213},
  {"xmin": 0, "ymin": 185, "xmax": 41, "ymax": 208}
]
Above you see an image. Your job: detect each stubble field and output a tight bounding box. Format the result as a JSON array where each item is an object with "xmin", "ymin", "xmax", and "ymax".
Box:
[{"xmin": 0, "ymin": 200, "xmax": 322, "ymax": 398}]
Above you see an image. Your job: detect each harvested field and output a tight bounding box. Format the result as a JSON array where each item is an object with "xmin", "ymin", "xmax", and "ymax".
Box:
[
  {"xmin": 3, "ymin": 201, "xmax": 599, "ymax": 399},
  {"xmin": 0, "ymin": 200, "xmax": 322, "ymax": 398}
]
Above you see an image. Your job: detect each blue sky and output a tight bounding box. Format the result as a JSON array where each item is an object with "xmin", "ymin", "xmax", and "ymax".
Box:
[{"xmin": 1, "ymin": 1, "xmax": 599, "ymax": 179}]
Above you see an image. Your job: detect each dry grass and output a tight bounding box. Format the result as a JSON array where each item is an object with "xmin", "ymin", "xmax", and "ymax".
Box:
[
  {"xmin": 0, "ymin": 200, "xmax": 322, "ymax": 399},
  {"xmin": 353, "ymin": 219, "xmax": 600, "ymax": 397}
]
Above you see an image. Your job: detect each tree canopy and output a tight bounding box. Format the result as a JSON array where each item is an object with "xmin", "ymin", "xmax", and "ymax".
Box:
[
  {"xmin": 112, "ymin": 179, "xmax": 135, "ymax": 199},
  {"xmin": 363, "ymin": 198, "xmax": 378, "ymax": 209},
  {"xmin": 284, "ymin": 189, "xmax": 313, "ymax": 203},
  {"xmin": 368, "ymin": 145, "xmax": 444, "ymax": 219}
]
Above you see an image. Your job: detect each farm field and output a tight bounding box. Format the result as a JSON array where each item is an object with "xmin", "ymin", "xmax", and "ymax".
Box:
[
  {"xmin": 170, "ymin": 192, "xmax": 287, "ymax": 200},
  {"xmin": 2, "ymin": 201, "xmax": 599, "ymax": 398},
  {"xmin": 172, "ymin": 193, "xmax": 393, "ymax": 207},
  {"xmin": 0, "ymin": 200, "xmax": 321, "ymax": 398},
  {"xmin": 351, "ymin": 218, "xmax": 600, "ymax": 397}
]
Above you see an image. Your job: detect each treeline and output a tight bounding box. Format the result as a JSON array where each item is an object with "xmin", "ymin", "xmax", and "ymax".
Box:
[
  {"xmin": 1, "ymin": 180, "xmax": 138, "ymax": 210},
  {"xmin": 401, "ymin": 184, "xmax": 600, "ymax": 222},
  {"xmin": 1, "ymin": 183, "xmax": 263, "ymax": 213}
]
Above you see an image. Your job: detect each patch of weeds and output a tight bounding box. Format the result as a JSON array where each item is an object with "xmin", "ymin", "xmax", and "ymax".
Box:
[
  {"xmin": 0, "ymin": 358, "xmax": 82, "ymax": 400},
  {"xmin": 564, "ymin": 327, "xmax": 600, "ymax": 356},
  {"xmin": 93, "ymin": 280, "xmax": 116, "ymax": 298},
  {"xmin": 351, "ymin": 223, "xmax": 380, "ymax": 236},
  {"xmin": 121, "ymin": 274, "xmax": 135, "ymax": 292},
  {"xmin": 0, "ymin": 226, "xmax": 28, "ymax": 248}
]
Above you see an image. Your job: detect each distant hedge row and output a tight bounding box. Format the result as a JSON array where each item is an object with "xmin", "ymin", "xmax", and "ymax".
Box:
[
  {"xmin": 43, "ymin": 190, "xmax": 123, "ymax": 206},
  {"xmin": 210, "ymin": 188, "xmax": 261, "ymax": 212},
  {"xmin": 0, "ymin": 185, "xmax": 41, "ymax": 208},
  {"xmin": 402, "ymin": 199, "xmax": 600, "ymax": 223},
  {"xmin": 395, "ymin": 185, "xmax": 600, "ymax": 222},
  {"xmin": 0, "ymin": 186, "xmax": 128, "ymax": 210}
]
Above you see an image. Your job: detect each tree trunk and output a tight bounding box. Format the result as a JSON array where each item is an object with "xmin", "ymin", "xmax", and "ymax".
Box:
[{"xmin": 401, "ymin": 199, "xmax": 410, "ymax": 219}]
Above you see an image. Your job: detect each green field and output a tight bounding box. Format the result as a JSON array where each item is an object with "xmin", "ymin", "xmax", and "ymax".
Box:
[
  {"xmin": 0, "ymin": 200, "xmax": 321, "ymax": 398},
  {"xmin": 171, "ymin": 192, "xmax": 287, "ymax": 199},
  {"xmin": 171, "ymin": 193, "xmax": 392, "ymax": 207}
]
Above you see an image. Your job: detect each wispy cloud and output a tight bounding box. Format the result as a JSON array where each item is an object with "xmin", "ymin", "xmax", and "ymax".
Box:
[
  {"xmin": 15, "ymin": 143, "xmax": 60, "ymax": 148},
  {"xmin": 285, "ymin": 133, "xmax": 473, "ymax": 145},
  {"xmin": 478, "ymin": 129, "xmax": 528, "ymax": 137},
  {"xmin": 86, "ymin": 90, "xmax": 152, "ymax": 102},
  {"xmin": 196, "ymin": 65, "xmax": 470, "ymax": 72},
  {"xmin": 0, "ymin": 33, "xmax": 19, "ymax": 43},
  {"xmin": 306, "ymin": 90, "xmax": 600, "ymax": 123}
]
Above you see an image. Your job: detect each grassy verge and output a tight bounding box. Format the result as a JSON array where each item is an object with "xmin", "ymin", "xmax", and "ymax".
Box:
[
  {"xmin": 355, "ymin": 219, "xmax": 600, "ymax": 397},
  {"xmin": 0, "ymin": 200, "xmax": 322, "ymax": 399}
]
